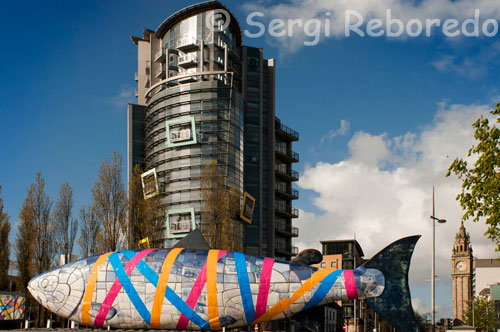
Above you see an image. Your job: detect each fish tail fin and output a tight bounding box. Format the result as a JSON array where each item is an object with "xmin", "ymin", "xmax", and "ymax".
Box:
[{"xmin": 362, "ymin": 235, "xmax": 421, "ymax": 332}]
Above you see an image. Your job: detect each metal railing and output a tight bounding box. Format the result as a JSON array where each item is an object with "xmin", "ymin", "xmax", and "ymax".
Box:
[
  {"xmin": 275, "ymin": 165, "xmax": 299, "ymax": 180},
  {"xmin": 275, "ymin": 144, "xmax": 299, "ymax": 161},
  {"xmin": 177, "ymin": 35, "xmax": 198, "ymax": 48},
  {"xmin": 276, "ymin": 222, "xmax": 299, "ymax": 236},
  {"xmin": 178, "ymin": 53, "xmax": 198, "ymax": 64},
  {"xmin": 275, "ymin": 202, "xmax": 299, "ymax": 217},
  {"xmin": 275, "ymin": 243, "xmax": 299, "ymax": 255},
  {"xmin": 277, "ymin": 122, "xmax": 299, "ymax": 140},
  {"xmin": 275, "ymin": 184, "xmax": 299, "ymax": 198}
]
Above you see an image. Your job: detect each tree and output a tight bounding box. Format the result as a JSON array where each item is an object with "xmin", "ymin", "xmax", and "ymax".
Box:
[
  {"xmin": 128, "ymin": 164, "xmax": 165, "ymax": 249},
  {"xmin": 53, "ymin": 182, "xmax": 78, "ymax": 264},
  {"xmin": 200, "ymin": 161, "xmax": 242, "ymax": 251},
  {"xmin": 447, "ymin": 103, "xmax": 500, "ymax": 251},
  {"xmin": 92, "ymin": 152, "xmax": 127, "ymax": 252},
  {"xmin": 16, "ymin": 196, "xmax": 34, "ymax": 290},
  {"xmin": 142, "ymin": 195, "xmax": 165, "ymax": 248},
  {"xmin": 25, "ymin": 173, "xmax": 55, "ymax": 274},
  {"xmin": 17, "ymin": 173, "xmax": 55, "ymax": 327},
  {"xmin": 128, "ymin": 164, "xmax": 144, "ymax": 249},
  {"xmin": 414, "ymin": 311, "xmax": 430, "ymax": 332},
  {"xmin": 78, "ymin": 205, "xmax": 101, "ymax": 257},
  {"xmin": 0, "ymin": 186, "xmax": 11, "ymax": 291},
  {"xmin": 464, "ymin": 296, "xmax": 497, "ymax": 331},
  {"xmin": 16, "ymin": 198, "xmax": 35, "ymax": 325}
]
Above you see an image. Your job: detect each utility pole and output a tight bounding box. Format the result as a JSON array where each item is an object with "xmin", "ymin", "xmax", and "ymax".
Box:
[
  {"xmin": 354, "ymin": 234, "xmax": 357, "ymax": 332},
  {"xmin": 430, "ymin": 186, "xmax": 446, "ymax": 332},
  {"xmin": 432, "ymin": 186, "xmax": 435, "ymax": 332}
]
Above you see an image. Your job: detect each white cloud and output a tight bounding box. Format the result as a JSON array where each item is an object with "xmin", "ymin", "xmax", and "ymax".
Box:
[
  {"xmin": 295, "ymin": 101, "xmax": 499, "ymax": 293},
  {"xmin": 320, "ymin": 119, "xmax": 350, "ymax": 144},
  {"xmin": 347, "ymin": 132, "xmax": 391, "ymax": 168},
  {"xmin": 432, "ymin": 55, "xmax": 485, "ymax": 78},
  {"xmin": 101, "ymin": 86, "xmax": 135, "ymax": 108},
  {"xmin": 432, "ymin": 41, "xmax": 500, "ymax": 78},
  {"xmin": 412, "ymin": 297, "xmax": 431, "ymax": 316},
  {"xmin": 242, "ymin": 0, "xmax": 500, "ymax": 54}
]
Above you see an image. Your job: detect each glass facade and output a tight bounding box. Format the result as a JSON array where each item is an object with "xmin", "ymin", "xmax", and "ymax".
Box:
[
  {"xmin": 243, "ymin": 47, "xmax": 263, "ymax": 256},
  {"xmin": 141, "ymin": 6, "xmax": 244, "ymax": 247},
  {"xmin": 145, "ymin": 79, "xmax": 243, "ymax": 246},
  {"xmin": 129, "ymin": 2, "xmax": 299, "ymax": 254}
]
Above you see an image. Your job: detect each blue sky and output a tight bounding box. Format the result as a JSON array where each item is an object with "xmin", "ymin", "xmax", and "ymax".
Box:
[{"xmin": 1, "ymin": 0, "xmax": 500, "ymax": 320}]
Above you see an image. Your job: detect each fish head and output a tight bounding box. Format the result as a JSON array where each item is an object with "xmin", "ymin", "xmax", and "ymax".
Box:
[{"xmin": 28, "ymin": 261, "xmax": 85, "ymax": 318}]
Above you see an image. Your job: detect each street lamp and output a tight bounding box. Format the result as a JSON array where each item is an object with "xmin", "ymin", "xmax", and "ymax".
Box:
[{"xmin": 430, "ymin": 186, "xmax": 446, "ymax": 332}]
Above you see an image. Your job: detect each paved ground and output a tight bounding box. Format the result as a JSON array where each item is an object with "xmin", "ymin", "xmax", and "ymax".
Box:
[{"xmin": 2, "ymin": 330, "xmax": 184, "ymax": 332}]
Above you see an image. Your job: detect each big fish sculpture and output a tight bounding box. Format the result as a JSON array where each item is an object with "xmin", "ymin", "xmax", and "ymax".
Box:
[{"xmin": 28, "ymin": 235, "xmax": 420, "ymax": 332}]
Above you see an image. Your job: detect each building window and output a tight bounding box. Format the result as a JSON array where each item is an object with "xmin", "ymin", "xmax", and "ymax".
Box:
[
  {"xmin": 331, "ymin": 261, "xmax": 337, "ymax": 268},
  {"xmin": 321, "ymin": 262, "xmax": 326, "ymax": 268},
  {"xmin": 166, "ymin": 116, "xmax": 197, "ymax": 147},
  {"xmin": 166, "ymin": 208, "xmax": 196, "ymax": 238},
  {"xmin": 141, "ymin": 168, "xmax": 159, "ymax": 199}
]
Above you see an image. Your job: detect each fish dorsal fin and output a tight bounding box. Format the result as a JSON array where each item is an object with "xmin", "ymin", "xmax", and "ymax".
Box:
[
  {"xmin": 173, "ymin": 229, "xmax": 211, "ymax": 250},
  {"xmin": 291, "ymin": 249, "xmax": 323, "ymax": 266}
]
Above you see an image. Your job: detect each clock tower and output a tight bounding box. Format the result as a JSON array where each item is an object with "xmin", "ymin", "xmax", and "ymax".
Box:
[{"xmin": 451, "ymin": 221, "xmax": 473, "ymax": 323}]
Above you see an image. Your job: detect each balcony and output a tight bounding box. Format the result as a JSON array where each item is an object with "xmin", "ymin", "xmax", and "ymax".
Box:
[
  {"xmin": 178, "ymin": 74, "xmax": 198, "ymax": 83},
  {"xmin": 178, "ymin": 54, "xmax": 198, "ymax": 67},
  {"xmin": 134, "ymin": 72, "xmax": 138, "ymax": 81},
  {"xmin": 154, "ymin": 49, "xmax": 166, "ymax": 63},
  {"xmin": 134, "ymin": 88, "xmax": 138, "ymax": 97},
  {"xmin": 276, "ymin": 122, "xmax": 299, "ymax": 141},
  {"xmin": 176, "ymin": 35, "xmax": 199, "ymax": 51},
  {"xmin": 275, "ymin": 202, "xmax": 299, "ymax": 218},
  {"xmin": 169, "ymin": 61, "xmax": 178, "ymax": 70},
  {"xmin": 275, "ymin": 144, "xmax": 299, "ymax": 163},
  {"xmin": 275, "ymin": 184, "xmax": 299, "ymax": 200},
  {"xmin": 155, "ymin": 65, "xmax": 166, "ymax": 79},
  {"xmin": 275, "ymin": 165, "xmax": 299, "ymax": 182},
  {"xmin": 275, "ymin": 243, "xmax": 299, "ymax": 256},
  {"xmin": 276, "ymin": 222, "xmax": 299, "ymax": 237}
]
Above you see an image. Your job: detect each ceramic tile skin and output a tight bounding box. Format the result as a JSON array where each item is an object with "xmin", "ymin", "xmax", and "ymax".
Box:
[{"xmin": 27, "ymin": 249, "xmax": 385, "ymax": 330}]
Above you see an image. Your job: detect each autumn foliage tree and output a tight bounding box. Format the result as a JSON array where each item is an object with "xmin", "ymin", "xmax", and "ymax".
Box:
[
  {"xmin": 128, "ymin": 164, "xmax": 165, "ymax": 249},
  {"xmin": 447, "ymin": 103, "xmax": 500, "ymax": 251},
  {"xmin": 26, "ymin": 173, "xmax": 54, "ymax": 274},
  {"xmin": 16, "ymin": 196, "xmax": 34, "ymax": 290},
  {"xmin": 92, "ymin": 152, "xmax": 127, "ymax": 252},
  {"xmin": 16, "ymin": 173, "xmax": 55, "ymax": 327},
  {"xmin": 78, "ymin": 205, "xmax": 101, "ymax": 257},
  {"xmin": 200, "ymin": 161, "xmax": 242, "ymax": 251},
  {"xmin": 0, "ymin": 186, "xmax": 11, "ymax": 291},
  {"xmin": 53, "ymin": 182, "xmax": 78, "ymax": 264}
]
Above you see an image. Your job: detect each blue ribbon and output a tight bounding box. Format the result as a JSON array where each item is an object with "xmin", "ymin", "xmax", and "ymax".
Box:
[
  {"xmin": 119, "ymin": 250, "xmax": 210, "ymax": 330},
  {"xmin": 301, "ymin": 269, "xmax": 343, "ymax": 311},
  {"xmin": 234, "ymin": 252, "xmax": 255, "ymax": 324},
  {"xmin": 109, "ymin": 252, "xmax": 152, "ymax": 325}
]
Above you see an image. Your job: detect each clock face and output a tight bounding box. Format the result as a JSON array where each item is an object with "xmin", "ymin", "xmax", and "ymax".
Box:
[{"xmin": 456, "ymin": 261, "xmax": 466, "ymax": 272}]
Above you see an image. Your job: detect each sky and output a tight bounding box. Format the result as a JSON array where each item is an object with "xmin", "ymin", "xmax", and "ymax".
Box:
[{"xmin": 1, "ymin": 0, "xmax": 500, "ymax": 321}]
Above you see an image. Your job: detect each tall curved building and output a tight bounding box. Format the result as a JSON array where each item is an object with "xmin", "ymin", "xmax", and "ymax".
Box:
[{"xmin": 128, "ymin": 1, "xmax": 299, "ymax": 259}]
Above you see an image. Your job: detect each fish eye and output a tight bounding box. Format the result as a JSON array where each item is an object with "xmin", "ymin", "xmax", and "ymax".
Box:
[{"xmin": 41, "ymin": 278, "xmax": 48, "ymax": 289}]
